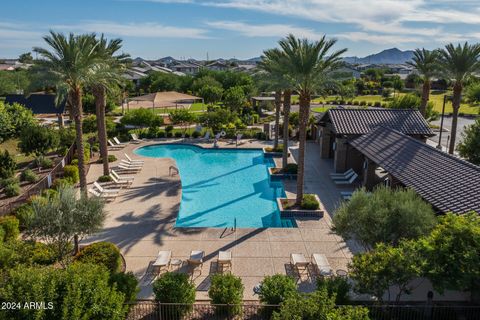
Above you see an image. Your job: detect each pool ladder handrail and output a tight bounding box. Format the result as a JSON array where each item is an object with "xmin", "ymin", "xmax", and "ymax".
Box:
[{"xmin": 169, "ymin": 165, "xmax": 179, "ymax": 176}]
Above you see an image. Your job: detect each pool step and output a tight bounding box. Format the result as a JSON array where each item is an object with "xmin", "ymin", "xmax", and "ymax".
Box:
[{"xmin": 281, "ymin": 219, "xmax": 294, "ymax": 228}]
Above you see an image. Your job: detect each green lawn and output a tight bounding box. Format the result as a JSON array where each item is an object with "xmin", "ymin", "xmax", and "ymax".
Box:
[
  {"xmin": 303, "ymin": 92, "xmax": 479, "ymax": 115},
  {"xmin": 0, "ymin": 139, "xmax": 34, "ymax": 168}
]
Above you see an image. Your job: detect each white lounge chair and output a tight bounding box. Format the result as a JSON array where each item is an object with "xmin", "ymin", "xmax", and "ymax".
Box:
[
  {"xmin": 88, "ymin": 188, "xmax": 116, "ymax": 201},
  {"xmin": 124, "ymin": 153, "xmax": 144, "ymax": 164},
  {"xmin": 235, "ymin": 133, "xmax": 243, "ymax": 146},
  {"xmin": 334, "ymin": 173, "xmax": 358, "ymax": 185},
  {"xmin": 108, "ymin": 139, "xmax": 124, "ymax": 150},
  {"xmin": 291, "ymin": 253, "xmax": 309, "ymax": 275},
  {"xmin": 120, "ymin": 159, "xmax": 143, "ymax": 167},
  {"xmin": 217, "ymin": 251, "xmax": 232, "ymax": 273},
  {"xmin": 93, "ymin": 181, "xmax": 120, "ymax": 194},
  {"xmin": 331, "ymin": 170, "xmax": 356, "ymax": 181},
  {"xmin": 111, "ymin": 169, "xmax": 135, "ymax": 181},
  {"xmin": 188, "ymin": 250, "xmax": 205, "ymax": 275},
  {"xmin": 330, "ymin": 168, "xmax": 354, "ymax": 178},
  {"xmin": 130, "ymin": 133, "xmax": 142, "ymax": 144},
  {"xmin": 311, "ymin": 254, "xmax": 333, "ymax": 277},
  {"xmin": 201, "ymin": 131, "xmax": 211, "ymax": 141},
  {"xmin": 109, "ymin": 173, "xmax": 131, "ymax": 187},
  {"xmin": 152, "ymin": 250, "xmax": 172, "ymax": 275},
  {"xmin": 114, "ymin": 137, "xmax": 128, "ymax": 146},
  {"xmin": 116, "ymin": 163, "xmax": 142, "ymax": 172}
]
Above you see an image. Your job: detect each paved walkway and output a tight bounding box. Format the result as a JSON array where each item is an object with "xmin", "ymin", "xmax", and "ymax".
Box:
[{"xmin": 84, "ymin": 138, "xmax": 354, "ymax": 300}]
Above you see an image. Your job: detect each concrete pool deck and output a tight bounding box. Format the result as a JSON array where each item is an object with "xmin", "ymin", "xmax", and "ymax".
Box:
[{"xmin": 84, "ymin": 138, "xmax": 356, "ymax": 300}]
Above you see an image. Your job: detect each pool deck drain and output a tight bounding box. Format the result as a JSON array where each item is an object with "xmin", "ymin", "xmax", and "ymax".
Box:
[{"xmin": 84, "ymin": 139, "xmax": 357, "ymax": 300}]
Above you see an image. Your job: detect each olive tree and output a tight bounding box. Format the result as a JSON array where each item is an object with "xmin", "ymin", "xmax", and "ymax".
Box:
[
  {"xmin": 27, "ymin": 186, "xmax": 106, "ymax": 262},
  {"xmin": 332, "ymin": 186, "xmax": 436, "ymax": 250}
]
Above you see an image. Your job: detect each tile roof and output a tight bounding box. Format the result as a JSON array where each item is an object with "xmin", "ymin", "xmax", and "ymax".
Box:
[
  {"xmin": 349, "ymin": 126, "xmax": 480, "ymax": 214},
  {"xmin": 5, "ymin": 94, "xmax": 66, "ymax": 114},
  {"xmin": 318, "ymin": 108, "xmax": 434, "ymax": 136}
]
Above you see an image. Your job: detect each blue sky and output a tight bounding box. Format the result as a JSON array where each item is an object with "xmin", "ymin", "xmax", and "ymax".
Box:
[{"xmin": 1, "ymin": 0, "xmax": 480, "ymax": 59}]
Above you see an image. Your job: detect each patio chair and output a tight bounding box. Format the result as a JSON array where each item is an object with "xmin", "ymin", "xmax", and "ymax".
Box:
[
  {"xmin": 188, "ymin": 250, "xmax": 205, "ymax": 275},
  {"xmin": 330, "ymin": 168, "xmax": 354, "ymax": 178},
  {"xmin": 217, "ymin": 251, "xmax": 232, "ymax": 273},
  {"xmin": 114, "ymin": 137, "xmax": 128, "ymax": 146},
  {"xmin": 111, "ymin": 169, "xmax": 135, "ymax": 182},
  {"xmin": 108, "ymin": 139, "xmax": 124, "ymax": 150},
  {"xmin": 120, "ymin": 159, "xmax": 143, "ymax": 167},
  {"xmin": 116, "ymin": 163, "xmax": 142, "ymax": 172},
  {"xmin": 201, "ymin": 131, "xmax": 211, "ymax": 141},
  {"xmin": 291, "ymin": 253, "xmax": 309, "ymax": 275},
  {"xmin": 152, "ymin": 250, "xmax": 172, "ymax": 275},
  {"xmin": 311, "ymin": 254, "xmax": 333, "ymax": 277},
  {"xmin": 109, "ymin": 173, "xmax": 132, "ymax": 187},
  {"xmin": 124, "ymin": 153, "xmax": 144, "ymax": 164},
  {"xmin": 130, "ymin": 133, "xmax": 142, "ymax": 144},
  {"xmin": 331, "ymin": 170, "xmax": 356, "ymax": 181},
  {"xmin": 340, "ymin": 191, "xmax": 353, "ymax": 200},
  {"xmin": 235, "ymin": 133, "xmax": 243, "ymax": 147},
  {"xmin": 93, "ymin": 182, "xmax": 120, "ymax": 195},
  {"xmin": 88, "ymin": 188, "xmax": 116, "ymax": 201},
  {"xmin": 334, "ymin": 173, "xmax": 358, "ymax": 185}
]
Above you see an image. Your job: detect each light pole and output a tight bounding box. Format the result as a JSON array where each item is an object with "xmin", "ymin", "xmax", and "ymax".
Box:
[{"xmin": 436, "ymin": 94, "xmax": 448, "ymax": 150}]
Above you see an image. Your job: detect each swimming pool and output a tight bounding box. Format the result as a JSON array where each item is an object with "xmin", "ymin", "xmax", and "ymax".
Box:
[{"xmin": 134, "ymin": 144, "xmax": 293, "ymax": 228}]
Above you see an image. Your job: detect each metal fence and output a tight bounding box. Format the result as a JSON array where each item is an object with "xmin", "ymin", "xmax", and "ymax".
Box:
[
  {"xmin": 126, "ymin": 301, "xmax": 480, "ymax": 320},
  {"xmin": 0, "ymin": 143, "xmax": 76, "ymax": 216}
]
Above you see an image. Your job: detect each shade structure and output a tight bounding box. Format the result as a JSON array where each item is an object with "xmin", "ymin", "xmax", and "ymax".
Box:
[{"xmin": 127, "ymin": 91, "xmax": 202, "ymax": 109}]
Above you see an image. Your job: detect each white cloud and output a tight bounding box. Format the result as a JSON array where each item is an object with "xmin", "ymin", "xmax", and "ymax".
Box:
[
  {"xmin": 206, "ymin": 21, "xmax": 320, "ymax": 39},
  {"xmin": 53, "ymin": 21, "xmax": 209, "ymax": 39},
  {"xmin": 334, "ymin": 32, "xmax": 424, "ymax": 45}
]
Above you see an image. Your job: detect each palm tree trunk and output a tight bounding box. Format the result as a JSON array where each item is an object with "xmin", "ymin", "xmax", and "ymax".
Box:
[
  {"xmin": 71, "ymin": 89, "xmax": 87, "ymax": 193},
  {"xmin": 449, "ymin": 82, "xmax": 463, "ymax": 154},
  {"xmin": 273, "ymin": 90, "xmax": 282, "ymax": 149},
  {"xmin": 282, "ymin": 89, "xmax": 291, "ymax": 168},
  {"xmin": 93, "ymin": 85, "xmax": 109, "ymax": 175},
  {"xmin": 420, "ymin": 81, "xmax": 430, "ymax": 117},
  {"xmin": 295, "ymin": 92, "xmax": 310, "ymax": 206}
]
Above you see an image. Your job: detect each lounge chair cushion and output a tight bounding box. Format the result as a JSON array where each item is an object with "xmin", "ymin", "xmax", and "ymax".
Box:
[
  {"xmin": 312, "ymin": 254, "xmax": 332, "ymax": 276},
  {"xmin": 291, "ymin": 253, "xmax": 308, "ymax": 266},
  {"xmin": 189, "ymin": 250, "xmax": 204, "ymax": 263},
  {"xmin": 218, "ymin": 251, "xmax": 232, "ymax": 262},
  {"xmin": 153, "ymin": 251, "xmax": 171, "ymax": 267}
]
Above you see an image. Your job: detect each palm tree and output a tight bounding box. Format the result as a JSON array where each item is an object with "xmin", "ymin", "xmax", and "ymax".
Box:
[
  {"xmin": 91, "ymin": 35, "xmax": 130, "ymax": 176},
  {"xmin": 259, "ymin": 48, "xmax": 293, "ymax": 167},
  {"xmin": 439, "ymin": 42, "xmax": 480, "ymax": 154},
  {"xmin": 278, "ymin": 34, "xmax": 346, "ymax": 205},
  {"xmin": 406, "ymin": 48, "xmax": 440, "ymax": 117},
  {"xmin": 34, "ymin": 31, "xmax": 102, "ymax": 192}
]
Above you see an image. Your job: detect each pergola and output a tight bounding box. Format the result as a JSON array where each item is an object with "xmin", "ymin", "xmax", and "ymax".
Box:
[{"xmin": 126, "ymin": 91, "xmax": 203, "ymax": 113}]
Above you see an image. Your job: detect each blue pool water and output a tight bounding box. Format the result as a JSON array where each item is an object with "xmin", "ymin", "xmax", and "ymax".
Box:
[{"xmin": 134, "ymin": 144, "xmax": 292, "ymax": 228}]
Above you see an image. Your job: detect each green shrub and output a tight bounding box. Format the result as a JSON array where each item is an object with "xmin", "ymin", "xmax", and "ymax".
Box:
[
  {"xmin": 41, "ymin": 188, "xmax": 58, "ymax": 198},
  {"xmin": 301, "ymin": 194, "xmax": 319, "ymax": 210},
  {"xmin": 157, "ymin": 130, "xmax": 166, "ymax": 138},
  {"xmin": 0, "ymin": 263, "xmax": 127, "ymax": 320},
  {"xmin": 75, "ymin": 242, "xmax": 122, "ymax": 273},
  {"xmin": 14, "ymin": 204, "xmax": 35, "ymax": 229},
  {"xmin": 373, "ymin": 102, "xmax": 382, "ymax": 108},
  {"xmin": 20, "ymin": 169, "xmax": 38, "ymax": 183},
  {"xmin": 0, "ymin": 216, "xmax": 20, "ymax": 242},
  {"xmin": 63, "ymin": 165, "xmax": 79, "ymax": 183},
  {"xmin": 359, "ymin": 101, "xmax": 367, "ymax": 106},
  {"xmin": 92, "ymin": 143, "xmax": 100, "ymax": 152},
  {"xmin": 367, "ymin": 102, "xmax": 373, "ymax": 106},
  {"xmin": 36, "ymin": 155, "xmax": 53, "ymax": 169},
  {"xmin": 4, "ymin": 182, "xmax": 20, "ymax": 197},
  {"xmin": 184, "ymin": 133, "xmax": 190, "ymax": 138},
  {"xmin": 110, "ymin": 271, "xmax": 139, "ymax": 303},
  {"xmin": 0, "ymin": 177, "xmax": 18, "ymax": 188},
  {"xmin": 120, "ymin": 108, "xmax": 163, "ymax": 127},
  {"xmin": 316, "ymin": 277, "xmax": 351, "ymax": 304},
  {"xmin": 372, "ymin": 90, "xmax": 378, "ymax": 95},
  {"xmin": 71, "ymin": 159, "xmax": 79, "ymax": 166},
  {"xmin": 108, "ymin": 154, "xmax": 117, "ymax": 162},
  {"xmin": 30, "ymin": 241, "xmax": 57, "ymax": 265},
  {"xmin": 259, "ymin": 274, "xmax": 297, "ymax": 305},
  {"xmin": 166, "ymin": 132, "xmax": 173, "ymax": 138},
  {"xmin": 256, "ymin": 132, "xmax": 267, "ymax": 140},
  {"xmin": 0, "ymin": 228, "xmax": 5, "ymax": 244},
  {"xmin": 353, "ymin": 101, "xmax": 359, "ymax": 105},
  {"xmin": 98, "ymin": 175, "xmax": 113, "ymax": 183},
  {"xmin": 19, "ymin": 124, "xmax": 59, "ymax": 156},
  {"xmin": 165, "ymin": 125, "xmax": 174, "ymax": 132},
  {"xmin": 362, "ymin": 90, "xmax": 370, "ymax": 95},
  {"xmin": 209, "ymin": 273, "xmax": 244, "ymax": 317},
  {"xmin": 192, "ymin": 131, "xmax": 201, "ymax": 138},
  {"xmin": 153, "ymin": 272, "xmax": 195, "ymax": 319},
  {"xmin": 283, "ymin": 163, "xmax": 298, "ymax": 174},
  {"xmin": 174, "ymin": 132, "xmax": 182, "ymax": 138},
  {"xmin": 58, "ymin": 127, "xmax": 76, "ymax": 148},
  {"xmin": 0, "ymin": 150, "xmax": 16, "ymax": 179},
  {"xmin": 52, "ymin": 177, "xmax": 74, "ymax": 190},
  {"xmin": 83, "ymin": 142, "xmax": 91, "ymax": 162}
]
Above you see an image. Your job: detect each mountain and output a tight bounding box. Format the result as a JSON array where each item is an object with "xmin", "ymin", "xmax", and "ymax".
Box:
[{"xmin": 343, "ymin": 48, "xmax": 414, "ymax": 65}]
